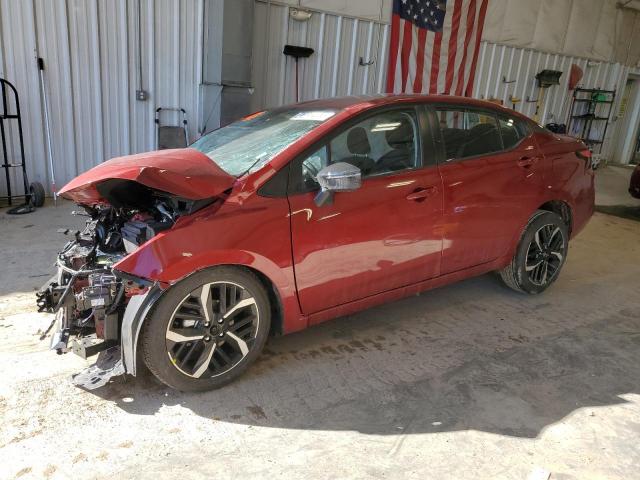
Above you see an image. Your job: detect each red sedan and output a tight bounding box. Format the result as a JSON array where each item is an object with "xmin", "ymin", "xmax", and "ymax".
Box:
[{"xmin": 38, "ymin": 95, "xmax": 595, "ymax": 391}]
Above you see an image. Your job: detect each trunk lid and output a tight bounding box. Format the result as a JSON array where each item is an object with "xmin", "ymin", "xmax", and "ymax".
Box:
[{"xmin": 59, "ymin": 148, "xmax": 236, "ymax": 205}]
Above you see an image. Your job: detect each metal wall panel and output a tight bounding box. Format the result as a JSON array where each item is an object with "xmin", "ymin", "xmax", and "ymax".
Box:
[
  {"xmin": 0, "ymin": 0, "xmax": 214, "ymax": 196},
  {"xmin": 200, "ymin": 0, "xmax": 224, "ymax": 132},
  {"xmin": 68, "ymin": 0, "xmax": 104, "ymax": 176},
  {"xmin": 251, "ymin": 1, "xmax": 389, "ymax": 112},
  {"xmin": 98, "ymin": 0, "xmax": 131, "ymax": 160}
]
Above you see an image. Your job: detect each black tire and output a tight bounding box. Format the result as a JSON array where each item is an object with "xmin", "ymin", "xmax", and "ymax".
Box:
[
  {"xmin": 29, "ymin": 182, "xmax": 45, "ymax": 207},
  {"xmin": 499, "ymin": 210, "xmax": 569, "ymax": 294},
  {"xmin": 141, "ymin": 266, "xmax": 271, "ymax": 392}
]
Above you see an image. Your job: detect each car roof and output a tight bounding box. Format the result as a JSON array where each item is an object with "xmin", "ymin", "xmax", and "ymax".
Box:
[{"xmin": 292, "ymin": 94, "xmax": 533, "ymax": 123}]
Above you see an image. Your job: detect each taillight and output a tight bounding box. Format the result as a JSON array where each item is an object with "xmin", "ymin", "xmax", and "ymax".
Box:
[
  {"xmin": 576, "ymin": 149, "xmax": 591, "ymax": 160},
  {"xmin": 576, "ymin": 148, "xmax": 595, "ymax": 169}
]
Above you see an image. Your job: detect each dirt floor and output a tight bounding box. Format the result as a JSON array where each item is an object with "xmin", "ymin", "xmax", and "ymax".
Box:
[{"xmin": 1, "ymin": 166, "xmax": 639, "ymax": 480}]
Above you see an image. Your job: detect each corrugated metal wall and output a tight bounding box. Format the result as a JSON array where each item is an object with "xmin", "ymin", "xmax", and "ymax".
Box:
[
  {"xmin": 0, "ymin": 0, "xmax": 211, "ymax": 197},
  {"xmin": 251, "ymin": 1, "xmax": 390, "ymax": 111},
  {"xmin": 252, "ymin": 1, "xmax": 635, "ymax": 163},
  {"xmin": 472, "ymin": 42, "xmax": 631, "ymax": 160}
]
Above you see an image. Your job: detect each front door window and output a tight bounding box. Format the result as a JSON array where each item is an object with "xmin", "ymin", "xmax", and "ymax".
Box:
[{"xmin": 293, "ymin": 109, "xmax": 420, "ymax": 194}]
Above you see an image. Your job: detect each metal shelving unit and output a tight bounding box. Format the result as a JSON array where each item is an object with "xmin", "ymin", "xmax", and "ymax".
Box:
[{"xmin": 566, "ymin": 88, "xmax": 616, "ymax": 154}]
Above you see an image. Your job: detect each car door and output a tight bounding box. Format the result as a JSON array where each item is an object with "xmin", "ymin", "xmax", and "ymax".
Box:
[
  {"xmin": 288, "ymin": 106, "xmax": 443, "ymax": 316},
  {"xmin": 433, "ymin": 106, "xmax": 546, "ymax": 275}
]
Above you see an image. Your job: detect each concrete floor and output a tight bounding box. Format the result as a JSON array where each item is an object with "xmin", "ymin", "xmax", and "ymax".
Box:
[
  {"xmin": 1, "ymin": 167, "xmax": 639, "ymax": 480},
  {"xmin": 595, "ymin": 164, "xmax": 640, "ymax": 207}
]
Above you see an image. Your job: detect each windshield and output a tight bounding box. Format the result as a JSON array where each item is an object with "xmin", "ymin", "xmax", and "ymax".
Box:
[{"xmin": 191, "ymin": 108, "xmax": 338, "ymax": 176}]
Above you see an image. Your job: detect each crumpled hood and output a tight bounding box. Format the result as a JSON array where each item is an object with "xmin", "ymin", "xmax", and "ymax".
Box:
[{"xmin": 58, "ymin": 148, "xmax": 236, "ymax": 204}]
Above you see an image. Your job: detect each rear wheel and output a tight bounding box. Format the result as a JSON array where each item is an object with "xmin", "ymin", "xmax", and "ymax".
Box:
[
  {"xmin": 141, "ymin": 267, "xmax": 270, "ymax": 391},
  {"xmin": 499, "ymin": 210, "xmax": 568, "ymax": 294}
]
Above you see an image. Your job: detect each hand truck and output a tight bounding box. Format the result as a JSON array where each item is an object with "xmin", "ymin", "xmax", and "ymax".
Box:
[
  {"xmin": 1, "ymin": 78, "xmax": 45, "ymax": 214},
  {"xmin": 155, "ymin": 107, "xmax": 188, "ymax": 150}
]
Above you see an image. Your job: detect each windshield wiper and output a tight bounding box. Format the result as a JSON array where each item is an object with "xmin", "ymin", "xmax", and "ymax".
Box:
[{"xmin": 236, "ymin": 152, "xmax": 269, "ymax": 178}]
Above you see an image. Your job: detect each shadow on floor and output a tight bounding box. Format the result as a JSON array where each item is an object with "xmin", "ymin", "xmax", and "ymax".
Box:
[
  {"xmin": 85, "ymin": 274, "xmax": 640, "ymax": 439},
  {"xmin": 596, "ymin": 205, "xmax": 640, "ymax": 222}
]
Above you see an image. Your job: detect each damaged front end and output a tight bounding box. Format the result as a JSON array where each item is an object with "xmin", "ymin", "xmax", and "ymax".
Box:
[{"xmin": 35, "ymin": 149, "xmax": 235, "ymax": 388}]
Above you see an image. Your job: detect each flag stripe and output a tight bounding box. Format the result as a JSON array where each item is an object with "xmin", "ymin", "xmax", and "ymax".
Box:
[
  {"xmin": 400, "ymin": 19, "xmax": 414, "ymax": 92},
  {"xmin": 454, "ymin": 0, "xmax": 477, "ymax": 96},
  {"xmin": 413, "ymin": 28, "xmax": 428, "ymax": 93},
  {"xmin": 386, "ymin": 13, "xmax": 401, "ymax": 93},
  {"xmin": 460, "ymin": 4, "xmax": 481, "ymax": 96},
  {"xmin": 465, "ymin": 0, "xmax": 488, "ymax": 97},
  {"xmin": 408, "ymin": 24, "xmax": 419, "ymax": 91},
  {"xmin": 394, "ymin": 19, "xmax": 405, "ymax": 93},
  {"xmin": 444, "ymin": 0, "xmax": 462, "ymax": 94},
  {"xmin": 429, "ymin": 31, "xmax": 443, "ymax": 94}
]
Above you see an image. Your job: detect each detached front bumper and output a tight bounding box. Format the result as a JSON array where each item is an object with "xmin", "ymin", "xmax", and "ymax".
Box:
[
  {"xmin": 37, "ymin": 270, "xmax": 163, "ymax": 389},
  {"xmin": 44, "ymin": 299, "xmax": 124, "ymax": 389}
]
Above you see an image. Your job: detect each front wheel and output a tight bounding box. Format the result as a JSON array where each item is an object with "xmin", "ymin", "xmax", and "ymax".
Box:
[
  {"xmin": 499, "ymin": 210, "xmax": 569, "ymax": 294},
  {"xmin": 141, "ymin": 267, "xmax": 271, "ymax": 391}
]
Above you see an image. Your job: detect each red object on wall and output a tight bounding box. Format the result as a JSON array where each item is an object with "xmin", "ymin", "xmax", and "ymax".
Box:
[{"xmin": 568, "ymin": 64, "xmax": 583, "ymax": 90}]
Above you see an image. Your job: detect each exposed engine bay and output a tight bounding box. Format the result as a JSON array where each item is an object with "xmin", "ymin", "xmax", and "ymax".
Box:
[{"xmin": 36, "ymin": 179, "xmax": 213, "ymax": 361}]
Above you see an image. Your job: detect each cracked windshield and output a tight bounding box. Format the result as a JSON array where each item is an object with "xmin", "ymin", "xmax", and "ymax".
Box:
[{"xmin": 191, "ymin": 108, "xmax": 338, "ymax": 176}]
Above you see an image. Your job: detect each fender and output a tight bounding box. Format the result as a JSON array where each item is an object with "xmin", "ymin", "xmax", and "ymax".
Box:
[
  {"xmin": 120, "ymin": 284, "xmax": 164, "ymax": 375},
  {"xmin": 116, "ymin": 244, "xmax": 303, "ymax": 325},
  {"xmin": 117, "ymin": 256, "xmax": 304, "ymax": 376},
  {"xmin": 115, "ymin": 250, "xmax": 304, "ymax": 377}
]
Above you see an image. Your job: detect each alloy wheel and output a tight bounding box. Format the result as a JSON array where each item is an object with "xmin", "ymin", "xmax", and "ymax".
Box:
[
  {"xmin": 525, "ymin": 223, "xmax": 566, "ymax": 286},
  {"xmin": 165, "ymin": 281, "xmax": 259, "ymax": 378}
]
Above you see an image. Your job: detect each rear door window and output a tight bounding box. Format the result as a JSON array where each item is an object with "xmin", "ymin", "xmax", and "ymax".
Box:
[
  {"xmin": 498, "ymin": 116, "xmax": 530, "ymax": 149},
  {"xmin": 436, "ymin": 108, "xmax": 504, "ymax": 161}
]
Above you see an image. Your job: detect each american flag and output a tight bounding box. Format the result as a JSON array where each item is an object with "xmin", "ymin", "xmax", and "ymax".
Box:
[{"xmin": 386, "ymin": 0, "xmax": 488, "ymax": 96}]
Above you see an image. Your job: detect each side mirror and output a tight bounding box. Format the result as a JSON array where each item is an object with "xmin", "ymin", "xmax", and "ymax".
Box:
[{"xmin": 314, "ymin": 162, "xmax": 362, "ymax": 207}]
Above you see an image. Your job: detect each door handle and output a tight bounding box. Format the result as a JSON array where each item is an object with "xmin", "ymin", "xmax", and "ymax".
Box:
[
  {"xmin": 406, "ymin": 186, "xmax": 437, "ymax": 202},
  {"xmin": 517, "ymin": 156, "xmax": 538, "ymax": 168}
]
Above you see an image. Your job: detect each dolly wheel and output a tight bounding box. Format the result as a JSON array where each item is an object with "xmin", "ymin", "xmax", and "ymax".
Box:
[{"xmin": 29, "ymin": 182, "xmax": 45, "ymax": 207}]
